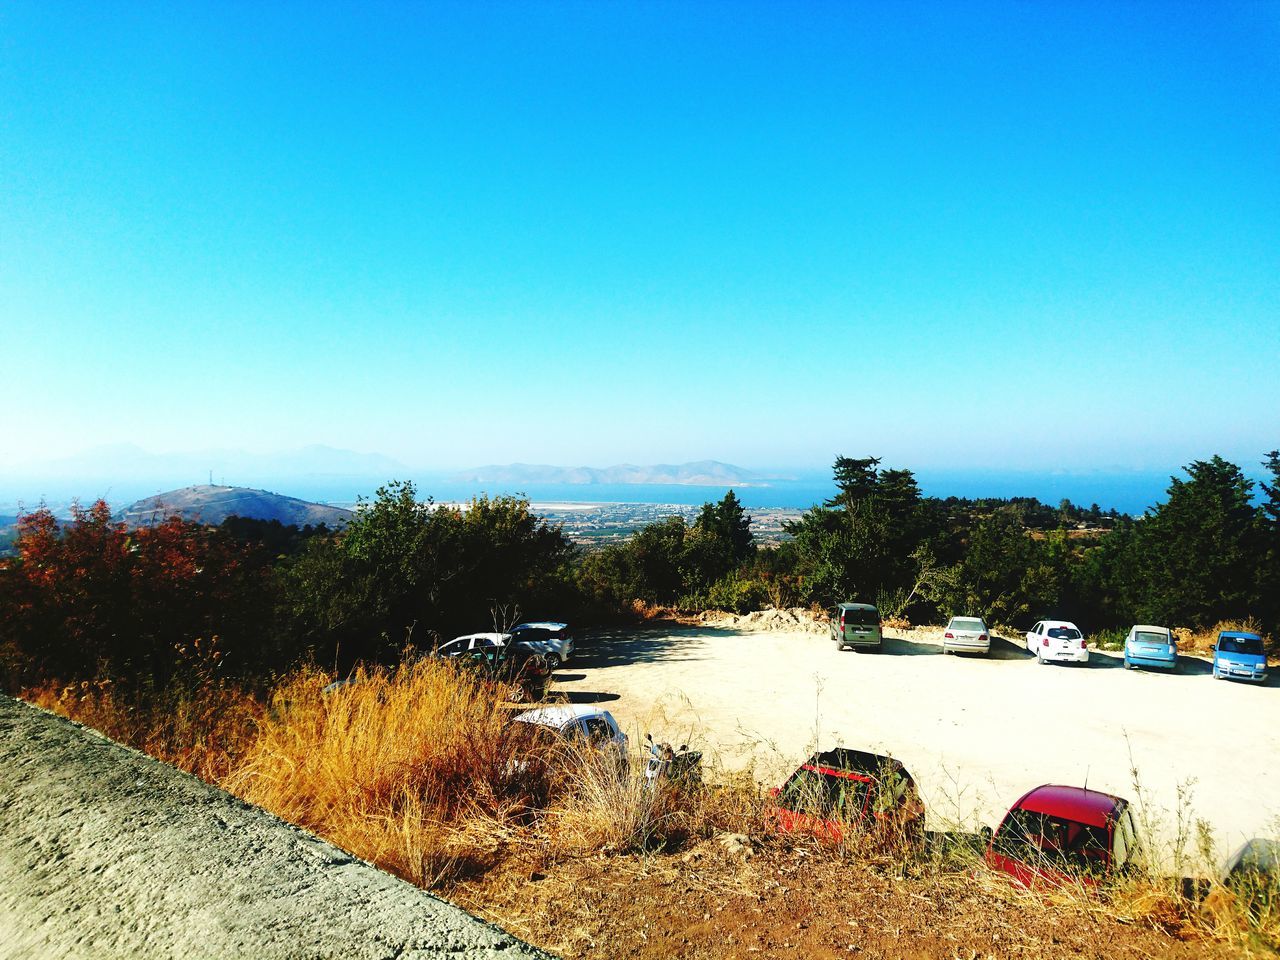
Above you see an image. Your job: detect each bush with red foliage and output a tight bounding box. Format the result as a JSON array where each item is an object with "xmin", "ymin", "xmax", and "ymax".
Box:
[{"xmin": 0, "ymin": 500, "xmax": 276, "ymax": 687}]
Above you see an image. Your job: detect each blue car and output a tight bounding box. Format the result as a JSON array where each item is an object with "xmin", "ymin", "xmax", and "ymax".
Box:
[
  {"xmin": 1212, "ymin": 631, "xmax": 1268, "ymax": 683},
  {"xmin": 1123, "ymin": 624, "xmax": 1177, "ymax": 671}
]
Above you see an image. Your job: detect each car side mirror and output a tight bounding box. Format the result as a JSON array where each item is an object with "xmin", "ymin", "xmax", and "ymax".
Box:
[
  {"xmin": 645, "ymin": 732, "xmax": 653, "ymax": 743},
  {"xmin": 679, "ymin": 744, "xmax": 688, "ymax": 752}
]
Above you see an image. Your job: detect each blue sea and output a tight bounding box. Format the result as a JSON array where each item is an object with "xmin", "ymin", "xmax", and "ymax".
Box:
[
  {"xmin": 3, "ymin": 467, "xmax": 1252, "ymax": 518},
  {"xmin": 308, "ymin": 469, "xmax": 1193, "ymax": 516}
]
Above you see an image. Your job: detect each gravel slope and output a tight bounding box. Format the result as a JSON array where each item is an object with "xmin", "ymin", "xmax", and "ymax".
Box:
[{"xmin": 0, "ymin": 695, "xmax": 550, "ymax": 960}]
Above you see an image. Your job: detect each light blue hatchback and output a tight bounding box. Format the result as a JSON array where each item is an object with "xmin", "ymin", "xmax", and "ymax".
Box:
[
  {"xmin": 1123, "ymin": 624, "xmax": 1177, "ymax": 672},
  {"xmin": 1213, "ymin": 631, "xmax": 1268, "ymax": 683}
]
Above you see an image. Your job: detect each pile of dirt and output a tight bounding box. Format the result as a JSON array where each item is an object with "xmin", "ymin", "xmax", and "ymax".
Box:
[
  {"xmin": 693, "ymin": 607, "xmax": 827, "ymax": 634},
  {"xmin": 452, "ymin": 844, "xmax": 1232, "ymax": 960}
]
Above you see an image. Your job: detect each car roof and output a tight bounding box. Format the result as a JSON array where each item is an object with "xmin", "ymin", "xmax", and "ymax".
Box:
[
  {"xmin": 1014, "ymin": 784, "xmax": 1125, "ymax": 827},
  {"xmin": 1040, "ymin": 620, "xmax": 1080, "ymax": 629},
  {"xmin": 949, "ymin": 615, "xmax": 985, "ymax": 623},
  {"xmin": 800, "ymin": 748, "xmax": 909, "ymax": 783},
  {"xmin": 450, "ymin": 632, "xmax": 511, "ymax": 642},
  {"xmin": 1219, "ymin": 631, "xmax": 1263, "ymax": 640},
  {"xmin": 1130, "ymin": 624, "xmax": 1170, "ymax": 634},
  {"xmin": 837, "ymin": 602, "xmax": 878, "ymax": 610},
  {"xmin": 512, "ymin": 704, "xmax": 610, "ymax": 729},
  {"xmin": 512, "ymin": 621, "xmax": 568, "ymax": 630}
]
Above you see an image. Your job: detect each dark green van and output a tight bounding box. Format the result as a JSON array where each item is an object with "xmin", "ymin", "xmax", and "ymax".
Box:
[{"xmin": 830, "ymin": 602, "xmax": 883, "ymax": 652}]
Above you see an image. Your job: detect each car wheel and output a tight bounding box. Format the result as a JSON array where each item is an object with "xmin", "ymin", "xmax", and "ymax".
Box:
[
  {"xmin": 545, "ymin": 654, "xmax": 561, "ymax": 670},
  {"xmin": 1123, "ymin": 659, "xmax": 1132, "ymax": 670},
  {"xmin": 1036, "ymin": 649, "xmax": 1046, "ymax": 664}
]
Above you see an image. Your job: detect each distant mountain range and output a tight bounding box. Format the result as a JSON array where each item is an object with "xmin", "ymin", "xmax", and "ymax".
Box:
[
  {"xmin": 120, "ymin": 485, "xmax": 353, "ymax": 528},
  {"xmin": 450, "ymin": 460, "xmax": 767, "ymax": 487}
]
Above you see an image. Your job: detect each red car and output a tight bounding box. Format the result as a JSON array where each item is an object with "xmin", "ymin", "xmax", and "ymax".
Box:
[
  {"xmin": 985, "ymin": 784, "xmax": 1142, "ymax": 887},
  {"xmin": 766, "ymin": 748, "xmax": 923, "ymax": 845}
]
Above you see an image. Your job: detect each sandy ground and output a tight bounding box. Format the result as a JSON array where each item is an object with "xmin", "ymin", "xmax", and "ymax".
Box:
[{"xmin": 556, "ymin": 625, "xmax": 1280, "ymax": 865}]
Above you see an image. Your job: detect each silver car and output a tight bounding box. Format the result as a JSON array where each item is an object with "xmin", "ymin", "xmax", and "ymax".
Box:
[{"xmin": 942, "ymin": 616, "xmax": 990, "ymax": 655}]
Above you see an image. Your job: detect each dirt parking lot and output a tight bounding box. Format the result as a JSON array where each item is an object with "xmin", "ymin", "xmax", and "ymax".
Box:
[{"xmin": 555, "ymin": 625, "xmax": 1280, "ymax": 864}]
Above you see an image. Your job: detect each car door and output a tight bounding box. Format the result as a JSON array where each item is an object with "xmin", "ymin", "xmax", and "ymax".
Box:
[{"xmin": 1026, "ymin": 622, "xmax": 1042, "ymax": 652}]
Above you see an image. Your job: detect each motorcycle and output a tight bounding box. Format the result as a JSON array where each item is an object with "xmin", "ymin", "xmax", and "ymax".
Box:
[{"xmin": 643, "ymin": 732, "xmax": 703, "ymax": 790}]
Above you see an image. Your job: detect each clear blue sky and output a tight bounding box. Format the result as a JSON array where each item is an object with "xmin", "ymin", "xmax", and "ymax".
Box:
[{"xmin": 2, "ymin": 2, "xmax": 1277, "ymax": 473}]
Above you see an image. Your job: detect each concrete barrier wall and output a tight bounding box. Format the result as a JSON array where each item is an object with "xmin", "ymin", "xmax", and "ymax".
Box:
[{"xmin": 0, "ymin": 696, "xmax": 551, "ymax": 959}]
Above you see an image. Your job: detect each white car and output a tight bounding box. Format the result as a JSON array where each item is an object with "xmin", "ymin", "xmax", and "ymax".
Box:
[
  {"xmin": 1025, "ymin": 620, "xmax": 1089, "ymax": 665},
  {"xmin": 509, "ymin": 622, "xmax": 574, "ymax": 667},
  {"xmin": 436, "ymin": 632, "xmax": 508, "ymax": 658},
  {"xmin": 512, "ymin": 704, "xmax": 627, "ymax": 753},
  {"xmin": 942, "ymin": 616, "xmax": 990, "ymax": 655}
]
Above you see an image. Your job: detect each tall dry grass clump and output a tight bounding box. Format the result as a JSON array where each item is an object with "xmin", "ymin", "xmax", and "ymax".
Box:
[
  {"xmin": 22, "ymin": 675, "xmax": 264, "ymax": 783},
  {"xmin": 224, "ymin": 658, "xmax": 551, "ymax": 886}
]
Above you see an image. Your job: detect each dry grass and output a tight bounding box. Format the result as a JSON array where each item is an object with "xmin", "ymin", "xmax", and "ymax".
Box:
[
  {"xmin": 22, "ymin": 675, "xmax": 264, "ymax": 783},
  {"xmin": 1172, "ymin": 618, "xmax": 1273, "ymax": 658},
  {"xmin": 224, "ymin": 659, "xmax": 553, "ymax": 886}
]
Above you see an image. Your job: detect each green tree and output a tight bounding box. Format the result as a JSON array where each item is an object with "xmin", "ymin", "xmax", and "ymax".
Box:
[{"xmin": 1119, "ymin": 456, "xmax": 1264, "ymax": 627}]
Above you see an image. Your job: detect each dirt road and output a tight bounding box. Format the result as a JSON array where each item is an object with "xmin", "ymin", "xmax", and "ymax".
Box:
[{"xmin": 557, "ymin": 625, "xmax": 1280, "ymax": 862}]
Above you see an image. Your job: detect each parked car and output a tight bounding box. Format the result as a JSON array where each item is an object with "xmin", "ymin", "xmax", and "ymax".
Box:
[
  {"xmin": 942, "ymin": 616, "xmax": 990, "ymax": 656},
  {"xmin": 510, "ymin": 621, "xmax": 574, "ymax": 667},
  {"xmin": 1025, "ymin": 620, "xmax": 1089, "ymax": 665},
  {"xmin": 1212, "ymin": 631, "xmax": 1268, "ymax": 683},
  {"xmin": 512, "ymin": 704, "xmax": 627, "ymax": 753},
  {"xmin": 1222, "ymin": 838, "xmax": 1280, "ymax": 902},
  {"xmin": 1123, "ymin": 624, "xmax": 1177, "ymax": 672},
  {"xmin": 453, "ymin": 645, "xmax": 552, "ymax": 703},
  {"xmin": 986, "ymin": 784, "xmax": 1141, "ymax": 887},
  {"xmin": 435, "ymin": 632, "xmax": 507, "ymax": 658},
  {"xmin": 829, "ymin": 602, "xmax": 883, "ymax": 652},
  {"xmin": 765, "ymin": 748, "xmax": 923, "ymax": 845}
]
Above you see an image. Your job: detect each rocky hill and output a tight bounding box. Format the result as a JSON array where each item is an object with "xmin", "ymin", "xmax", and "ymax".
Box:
[{"xmin": 120, "ymin": 485, "xmax": 352, "ymax": 528}]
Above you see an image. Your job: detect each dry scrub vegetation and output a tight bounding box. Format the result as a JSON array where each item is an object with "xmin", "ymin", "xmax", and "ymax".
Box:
[{"xmin": 23, "ymin": 657, "xmax": 1279, "ymax": 959}]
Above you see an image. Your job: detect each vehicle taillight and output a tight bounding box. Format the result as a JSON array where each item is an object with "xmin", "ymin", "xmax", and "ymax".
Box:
[
  {"xmin": 944, "ymin": 632, "xmax": 954, "ymax": 639},
  {"xmin": 978, "ymin": 634, "xmax": 987, "ymax": 643},
  {"xmin": 1080, "ymin": 639, "xmax": 1087, "ymax": 649},
  {"xmin": 1042, "ymin": 638, "xmax": 1049, "ymax": 647}
]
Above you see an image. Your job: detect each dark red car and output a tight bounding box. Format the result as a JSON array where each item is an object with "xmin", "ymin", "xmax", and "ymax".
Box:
[
  {"xmin": 985, "ymin": 784, "xmax": 1142, "ymax": 887},
  {"xmin": 766, "ymin": 748, "xmax": 923, "ymax": 845}
]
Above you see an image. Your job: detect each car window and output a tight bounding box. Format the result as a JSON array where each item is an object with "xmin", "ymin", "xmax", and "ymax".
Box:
[
  {"xmin": 1047, "ymin": 627, "xmax": 1082, "ymax": 640},
  {"xmin": 1134, "ymin": 631, "xmax": 1169, "ymax": 645},
  {"xmin": 840, "ymin": 607, "xmax": 879, "ymax": 627},
  {"xmin": 781, "ymin": 768, "xmax": 871, "ymax": 821},
  {"xmin": 582, "ymin": 718, "xmax": 613, "ymax": 742},
  {"xmin": 1031, "ymin": 622, "xmax": 1043, "ymax": 635},
  {"xmin": 1219, "ymin": 636, "xmax": 1263, "ymax": 655},
  {"xmin": 995, "ymin": 809, "xmax": 1111, "ymax": 874},
  {"xmin": 1114, "ymin": 809, "xmax": 1137, "ymax": 867},
  {"xmin": 951, "ymin": 618, "xmax": 985, "ymax": 631}
]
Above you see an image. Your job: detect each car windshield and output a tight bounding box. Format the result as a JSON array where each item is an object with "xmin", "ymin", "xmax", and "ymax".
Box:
[
  {"xmin": 1047, "ymin": 627, "xmax": 1082, "ymax": 640},
  {"xmin": 1220, "ymin": 637, "xmax": 1263, "ymax": 656},
  {"xmin": 841, "ymin": 607, "xmax": 879, "ymax": 626},
  {"xmin": 780, "ymin": 768, "xmax": 872, "ymax": 822},
  {"xmin": 950, "ymin": 618, "xmax": 985, "ymax": 631},
  {"xmin": 1134, "ymin": 631, "xmax": 1170, "ymax": 645},
  {"xmin": 994, "ymin": 809, "xmax": 1111, "ymax": 875}
]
